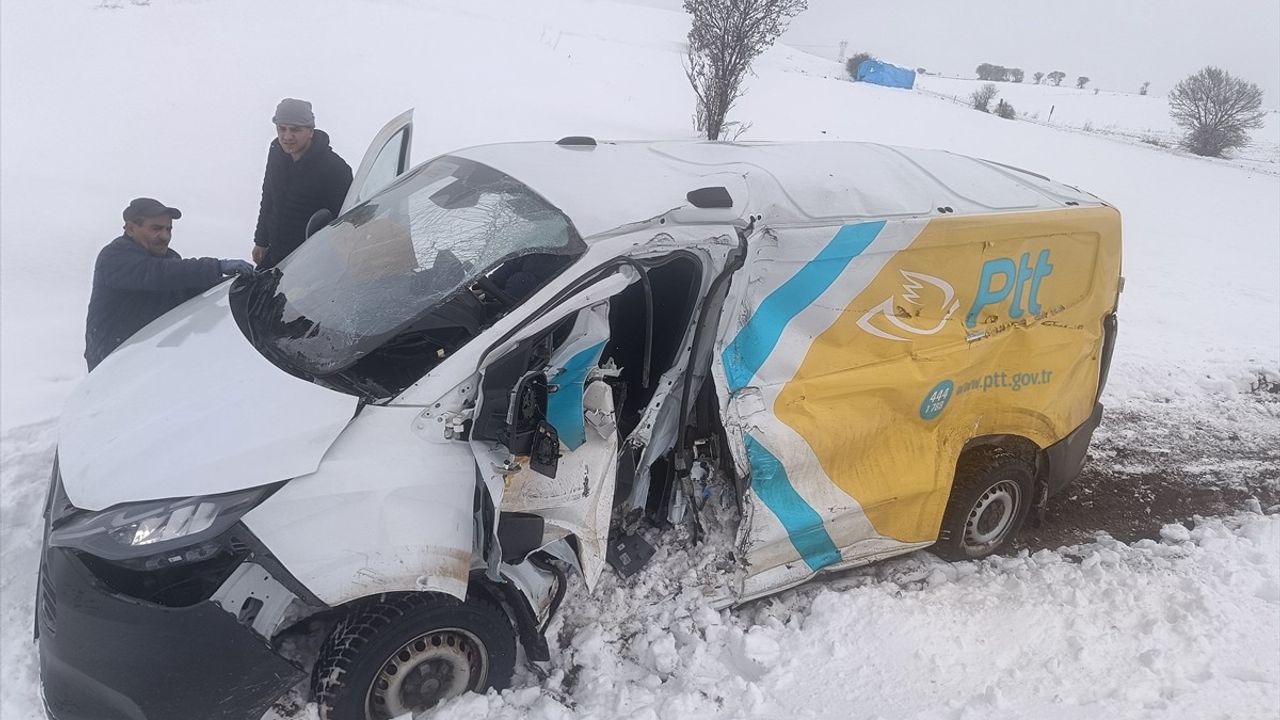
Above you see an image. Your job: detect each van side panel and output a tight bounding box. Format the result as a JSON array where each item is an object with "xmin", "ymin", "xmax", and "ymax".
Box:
[
  {"xmin": 776, "ymin": 207, "xmax": 1121, "ymax": 544},
  {"xmin": 717, "ymin": 207, "xmax": 1121, "ymax": 586}
]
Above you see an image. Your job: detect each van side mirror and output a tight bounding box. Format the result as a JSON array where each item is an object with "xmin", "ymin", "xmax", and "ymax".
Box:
[
  {"xmin": 305, "ymin": 208, "xmax": 334, "ymax": 239},
  {"xmin": 507, "ymin": 371, "xmax": 559, "ymax": 477},
  {"xmin": 507, "ymin": 371, "xmax": 548, "ymax": 455}
]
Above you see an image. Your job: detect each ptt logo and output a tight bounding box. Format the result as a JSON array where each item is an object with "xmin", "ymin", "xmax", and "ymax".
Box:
[
  {"xmin": 856, "ymin": 250, "xmax": 1054, "ymax": 341},
  {"xmin": 965, "ymin": 250, "xmax": 1054, "ymax": 328}
]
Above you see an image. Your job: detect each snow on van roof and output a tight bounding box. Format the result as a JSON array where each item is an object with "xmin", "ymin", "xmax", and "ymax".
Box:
[{"xmin": 449, "ymin": 140, "xmax": 1104, "ymax": 238}]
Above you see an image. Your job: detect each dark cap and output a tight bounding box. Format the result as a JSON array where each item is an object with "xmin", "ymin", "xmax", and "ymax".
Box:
[{"xmin": 123, "ymin": 197, "xmax": 182, "ymax": 223}]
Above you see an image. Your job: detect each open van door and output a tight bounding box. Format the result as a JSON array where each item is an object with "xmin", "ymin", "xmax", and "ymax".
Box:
[
  {"xmin": 340, "ymin": 109, "xmax": 414, "ymax": 214},
  {"xmin": 468, "ymin": 270, "xmax": 637, "ymax": 588}
]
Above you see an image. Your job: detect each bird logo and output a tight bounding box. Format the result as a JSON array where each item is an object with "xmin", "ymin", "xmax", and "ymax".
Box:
[{"xmin": 856, "ymin": 270, "xmax": 961, "ymax": 341}]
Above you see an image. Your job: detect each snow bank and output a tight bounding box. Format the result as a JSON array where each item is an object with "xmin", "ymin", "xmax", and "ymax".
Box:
[{"xmin": 425, "ymin": 512, "xmax": 1280, "ymax": 720}]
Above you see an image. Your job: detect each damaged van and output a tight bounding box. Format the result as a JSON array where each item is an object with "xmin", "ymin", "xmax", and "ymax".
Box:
[{"xmin": 38, "ymin": 112, "xmax": 1121, "ymax": 720}]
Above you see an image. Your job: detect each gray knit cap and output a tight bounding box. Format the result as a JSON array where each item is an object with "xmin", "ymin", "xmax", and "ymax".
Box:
[{"xmin": 272, "ymin": 98, "xmax": 315, "ymax": 128}]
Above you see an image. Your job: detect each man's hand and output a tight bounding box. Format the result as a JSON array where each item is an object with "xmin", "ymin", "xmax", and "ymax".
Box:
[
  {"xmin": 219, "ymin": 259, "xmax": 256, "ymax": 276},
  {"xmin": 252, "ymin": 245, "xmax": 268, "ymax": 266}
]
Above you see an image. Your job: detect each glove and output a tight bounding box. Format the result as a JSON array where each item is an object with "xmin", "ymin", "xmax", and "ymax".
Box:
[{"xmin": 219, "ymin": 259, "xmax": 255, "ymax": 276}]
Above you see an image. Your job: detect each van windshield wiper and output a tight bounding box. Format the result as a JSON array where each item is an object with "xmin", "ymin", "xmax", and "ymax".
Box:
[{"xmin": 322, "ymin": 370, "xmax": 390, "ymax": 403}]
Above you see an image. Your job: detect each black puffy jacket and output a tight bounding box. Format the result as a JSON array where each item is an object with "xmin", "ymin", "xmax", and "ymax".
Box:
[
  {"xmin": 84, "ymin": 236, "xmax": 223, "ymax": 370},
  {"xmin": 252, "ymin": 129, "xmax": 353, "ymax": 268}
]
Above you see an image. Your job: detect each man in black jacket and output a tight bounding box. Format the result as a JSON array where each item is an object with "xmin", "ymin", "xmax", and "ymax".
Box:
[
  {"xmin": 84, "ymin": 198, "xmax": 254, "ymax": 370},
  {"xmin": 251, "ymin": 98, "xmax": 353, "ymax": 268}
]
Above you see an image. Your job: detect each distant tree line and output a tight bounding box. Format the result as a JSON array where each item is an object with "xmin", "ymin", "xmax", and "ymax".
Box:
[
  {"xmin": 979, "ymin": 64, "xmax": 1081, "ymax": 88},
  {"xmin": 975, "ymin": 63, "xmax": 1024, "ymax": 82}
]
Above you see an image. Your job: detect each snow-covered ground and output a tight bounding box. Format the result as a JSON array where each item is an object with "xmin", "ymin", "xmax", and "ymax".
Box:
[
  {"xmin": 2, "ymin": 1, "xmax": 1277, "ymax": 718},
  {"xmin": 915, "ymin": 74, "xmax": 1280, "ymax": 170}
]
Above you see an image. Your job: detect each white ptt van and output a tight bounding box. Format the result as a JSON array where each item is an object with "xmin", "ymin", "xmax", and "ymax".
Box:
[{"xmin": 38, "ymin": 112, "xmax": 1121, "ymax": 720}]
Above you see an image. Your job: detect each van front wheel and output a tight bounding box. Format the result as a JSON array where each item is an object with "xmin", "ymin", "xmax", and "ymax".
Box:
[
  {"xmin": 312, "ymin": 592, "xmax": 516, "ymax": 720},
  {"xmin": 934, "ymin": 447, "xmax": 1034, "ymax": 561}
]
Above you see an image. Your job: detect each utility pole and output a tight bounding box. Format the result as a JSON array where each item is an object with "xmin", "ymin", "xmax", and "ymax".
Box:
[{"xmin": 838, "ymin": 40, "xmax": 848, "ymax": 63}]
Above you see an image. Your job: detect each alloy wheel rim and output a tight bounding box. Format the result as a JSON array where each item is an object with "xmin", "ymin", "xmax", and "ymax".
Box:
[{"xmin": 365, "ymin": 627, "xmax": 488, "ymax": 719}]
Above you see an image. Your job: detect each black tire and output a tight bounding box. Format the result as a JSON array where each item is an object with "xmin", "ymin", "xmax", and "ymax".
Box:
[
  {"xmin": 312, "ymin": 592, "xmax": 516, "ymax": 720},
  {"xmin": 933, "ymin": 447, "xmax": 1035, "ymax": 561}
]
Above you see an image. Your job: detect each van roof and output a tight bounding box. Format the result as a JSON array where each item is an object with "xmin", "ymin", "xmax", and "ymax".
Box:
[{"xmin": 449, "ymin": 140, "xmax": 1106, "ymax": 238}]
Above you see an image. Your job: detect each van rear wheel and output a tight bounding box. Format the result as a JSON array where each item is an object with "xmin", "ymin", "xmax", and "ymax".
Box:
[
  {"xmin": 934, "ymin": 447, "xmax": 1034, "ymax": 561},
  {"xmin": 312, "ymin": 592, "xmax": 516, "ymax": 720}
]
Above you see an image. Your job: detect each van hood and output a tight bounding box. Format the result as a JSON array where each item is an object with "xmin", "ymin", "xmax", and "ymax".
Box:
[{"xmin": 59, "ymin": 282, "xmax": 360, "ymax": 511}]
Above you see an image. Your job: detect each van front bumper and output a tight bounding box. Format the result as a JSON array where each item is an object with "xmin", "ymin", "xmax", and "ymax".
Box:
[{"xmin": 37, "ymin": 545, "xmax": 304, "ymax": 720}]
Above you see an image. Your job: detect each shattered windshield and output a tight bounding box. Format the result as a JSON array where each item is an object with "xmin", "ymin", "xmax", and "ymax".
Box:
[{"xmin": 234, "ymin": 155, "xmax": 583, "ymax": 391}]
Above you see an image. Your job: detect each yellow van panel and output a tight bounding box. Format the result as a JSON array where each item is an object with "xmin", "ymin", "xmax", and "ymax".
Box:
[{"xmin": 774, "ymin": 207, "xmax": 1122, "ymax": 543}]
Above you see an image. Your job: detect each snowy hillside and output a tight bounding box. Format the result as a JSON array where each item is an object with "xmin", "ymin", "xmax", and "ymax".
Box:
[
  {"xmin": 1, "ymin": 1, "xmax": 1277, "ymax": 719},
  {"xmin": 916, "ymin": 74, "xmax": 1280, "ymax": 170}
]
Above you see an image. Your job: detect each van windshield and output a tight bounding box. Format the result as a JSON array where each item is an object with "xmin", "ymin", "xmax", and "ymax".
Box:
[{"xmin": 233, "ymin": 156, "xmax": 583, "ymax": 396}]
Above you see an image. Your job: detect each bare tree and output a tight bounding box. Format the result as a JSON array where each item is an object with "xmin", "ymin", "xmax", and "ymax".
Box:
[
  {"xmin": 1076, "ymin": 76, "xmax": 1090, "ymax": 89},
  {"xmin": 1169, "ymin": 66, "xmax": 1267, "ymax": 157},
  {"xmin": 1047, "ymin": 71, "xmax": 1066, "ymax": 86},
  {"xmin": 1032, "ymin": 71, "xmax": 1044, "ymax": 85},
  {"xmin": 684, "ymin": 0, "xmax": 808, "ymax": 140},
  {"xmin": 845, "ymin": 51, "xmax": 875, "ymax": 80},
  {"xmin": 971, "ymin": 83, "xmax": 999, "ymax": 112},
  {"xmin": 1139, "ymin": 81, "xmax": 1150, "ymax": 96}
]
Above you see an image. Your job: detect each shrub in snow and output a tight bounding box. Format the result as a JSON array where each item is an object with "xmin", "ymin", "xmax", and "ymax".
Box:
[
  {"xmin": 970, "ymin": 83, "xmax": 998, "ymax": 112},
  {"xmin": 1077, "ymin": 76, "xmax": 1090, "ymax": 89},
  {"xmin": 1047, "ymin": 70, "xmax": 1066, "ymax": 86},
  {"xmin": 994, "ymin": 99, "xmax": 1016, "ymax": 119},
  {"xmin": 684, "ymin": 0, "xmax": 807, "ymax": 140},
  {"xmin": 845, "ymin": 51, "xmax": 874, "ymax": 80},
  {"xmin": 1140, "ymin": 80, "xmax": 1151, "ymax": 96},
  {"xmin": 1168, "ymin": 66, "xmax": 1266, "ymax": 158},
  {"xmin": 1033, "ymin": 71, "xmax": 1044, "ymax": 84}
]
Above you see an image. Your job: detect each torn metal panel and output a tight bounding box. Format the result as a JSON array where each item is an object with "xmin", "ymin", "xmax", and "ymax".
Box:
[{"xmin": 211, "ymin": 562, "xmax": 299, "ymax": 640}]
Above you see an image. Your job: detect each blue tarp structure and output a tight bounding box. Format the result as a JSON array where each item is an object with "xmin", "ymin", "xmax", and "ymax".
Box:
[{"xmin": 857, "ymin": 60, "xmax": 916, "ymax": 90}]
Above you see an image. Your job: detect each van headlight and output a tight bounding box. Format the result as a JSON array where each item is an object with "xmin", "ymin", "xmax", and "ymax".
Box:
[{"xmin": 47, "ymin": 484, "xmax": 281, "ymax": 563}]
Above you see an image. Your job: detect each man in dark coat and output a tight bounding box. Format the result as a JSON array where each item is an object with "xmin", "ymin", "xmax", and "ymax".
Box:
[
  {"xmin": 251, "ymin": 98, "xmax": 353, "ymax": 268},
  {"xmin": 84, "ymin": 198, "xmax": 254, "ymax": 370}
]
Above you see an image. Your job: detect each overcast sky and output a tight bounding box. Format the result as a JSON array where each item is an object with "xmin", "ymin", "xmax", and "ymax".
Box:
[{"xmin": 781, "ymin": 0, "xmax": 1280, "ymax": 103}]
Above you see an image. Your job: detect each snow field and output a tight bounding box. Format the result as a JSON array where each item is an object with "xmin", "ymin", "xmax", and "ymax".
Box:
[
  {"xmin": 915, "ymin": 75, "xmax": 1280, "ymax": 169},
  {"xmin": 428, "ymin": 511, "xmax": 1280, "ymax": 720},
  {"xmin": 1, "ymin": 1, "xmax": 1278, "ymax": 718}
]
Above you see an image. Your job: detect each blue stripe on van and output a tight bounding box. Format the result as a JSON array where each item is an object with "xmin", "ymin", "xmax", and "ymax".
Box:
[
  {"xmin": 744, "ymin": 433, "xmax": 841, "ymax": 571},
  {"xmin": 721, "ymin": 221, "xmax": 886, "ymax": 392},
  {"xmin": 545, "ymin": 341, "xmax": 606, "ymax": 450}
]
